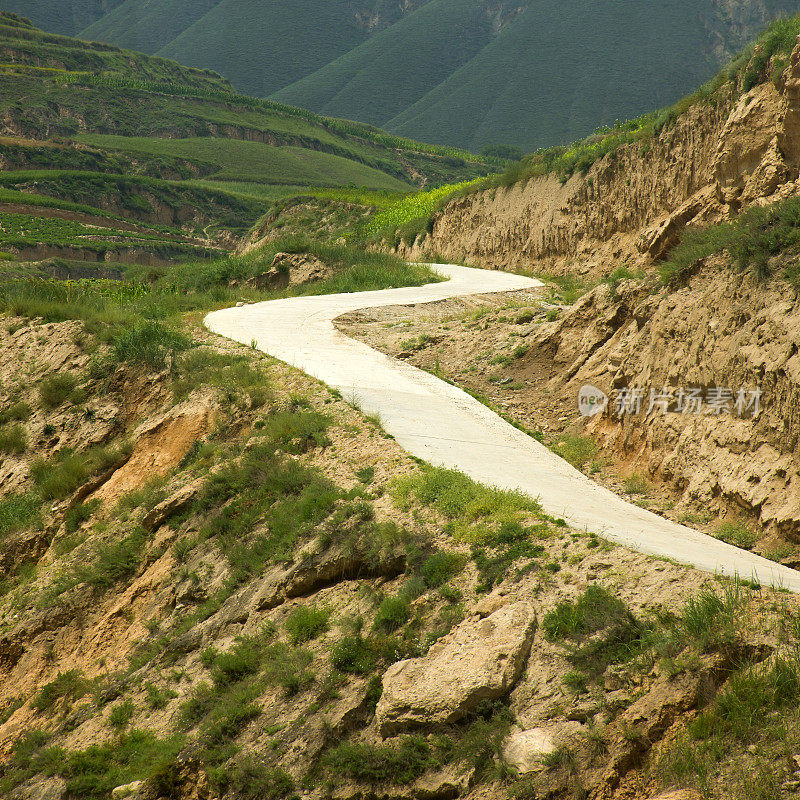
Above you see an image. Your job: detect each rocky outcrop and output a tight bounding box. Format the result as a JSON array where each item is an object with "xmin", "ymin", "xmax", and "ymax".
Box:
[
  {"xmin": 376, "ymin": 602, "xmax": 536, "ymax": 734},
  {"xmin": 517, "ymin": 261, "xmax": 800, "ymax": 542},
  {"xmin": 237, "ymin": 252, "xmax": 333, "ymax": 290}
]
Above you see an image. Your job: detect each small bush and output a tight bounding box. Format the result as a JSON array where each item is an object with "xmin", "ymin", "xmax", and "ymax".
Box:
[
  {"xmin": 0, "ymin": 492, "xmax": 41, "ymax": 537},
  {"xmin": 111, "ymin": 320, "xmax": 191, "ymax": 368},
  {"xmin": 64, "ymin": 498, "xmax": 100, "ymax": 533},
  {"xmin": 33, "ymin": 670, "xmax": 89, "ymax": 712},
  {"xmin": 217, "ymin": 757, "xmax": 296, "ymax": 800},
  {"xmin": 0, "ymin": 400, "xmax": 31, "ymax": 424},
  {"xmin": 551, "ymin": 435, "xmax": 598, "ymax": 470},
  {"xmin": 421, "ymin": 551, "xmax": 465, "ymax": 588},
  {"xmin": 543, "ymin": 585, "xmax": 633, "ymax": 641},
  {"xmin": 322, "ymin": 736, "xmax": 435, "ymax": 784},
  {"xmin": 211, "ymin": 636, "xmax": 264, "ymax": 686},
  {"xmin": 0, "ymin": 423, "xmax": 27, "ymax": 454},
  {"xmin": 262, "ymin": 642, "xmax": 315, "ymax": 695},
  {"xmin": 108, "ymin": 699, "xmax": 135, "ymax": 729},
  {"xmin": 623, "ymin": 473, "xmax": 650, "ymax": 495},
  {"xmin": 330, "ymin": 635, "xmax": 377, "ymax": 675},
  {"xmin": 715, "ymin": 520, "xmax": 757, "ymax": 550},
  {"xmin": 61, "ymin": 729, "xmax": 184, "ymax": 799},
  {"xmin": 259, "ymin": 410, "xmax": 331, "ymax": 453},
  {"xmin": 31, "ymin": 443, "xmax": 129, "ymax": 500},
  {"xmin": 39, "ymin": 373, "xmax": 78, "ymax": 408},
  {"xmin": 373, "ymin": 595, "xmax": 411, "ymax": 633},
  {"xmin": 76, "ymin": 529, "xmax": 147, "ymax": 590},
  {"xmin": 285, "ymin": 605, "xmax": 329, "ymax": 645},
  {"xmin": 562, "ymin": 670, "xmax": 589, "ymax": 694},
  {"xmin": 144, "ymin": 683, "xmax": 178, "ymax": 710}
]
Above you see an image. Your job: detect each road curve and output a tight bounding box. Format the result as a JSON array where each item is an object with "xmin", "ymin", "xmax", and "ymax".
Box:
[{"xmin": 205, "ymin": 263, "xmax": 800, "ymax": 593}]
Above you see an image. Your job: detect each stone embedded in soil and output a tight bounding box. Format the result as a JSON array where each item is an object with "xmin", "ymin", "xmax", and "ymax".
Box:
[{"xmin": 376, "ymin": 601, "xmax": 536, "ymax": 734}]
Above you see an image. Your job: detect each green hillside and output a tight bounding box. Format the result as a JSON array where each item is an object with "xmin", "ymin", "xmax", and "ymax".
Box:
[
  {"xmin": 8, "ymin": 0, "xmax": 795, "ymax": 151},
  {"xmin": 385, "ymin": 0, "xmax": 717, "ymax": 149},
  {"xmin": 270, "ymin": 0, "xmax": 503, "ymax": 126},
  {"xmin": 0, "ymin": 0, "xmax": 125, "ymax": 35},
  {"xmin": 0, "ymin": 12, "xmax": 492, "ymax": 271},
  {"xmin": 277, "ymin": 0, "xmax": 797, "ymax": 150}
]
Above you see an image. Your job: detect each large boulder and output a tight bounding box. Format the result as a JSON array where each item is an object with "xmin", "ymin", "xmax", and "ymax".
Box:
[{"xmin": 376, "ymin": 602, "xmax": 536, "ymax": 735}]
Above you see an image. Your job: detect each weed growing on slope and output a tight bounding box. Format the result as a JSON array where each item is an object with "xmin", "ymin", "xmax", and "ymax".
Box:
[
  {"xmin": 31, "ymin": 442, "xmax": 131, "ymax": 501},
  {"xmin": 0, "ymin": 423, "xmax": 27, "ymax": 454},
  {"xmin": 285, "ymin": 605, "xmax": 330, "ymax": 645},
  {"xmin": 33, "ymin": 670, "xmax": 91, "ymax": 712},
  {"xmin": 38, "ymin": 373, "xmax": 79, "ymax": 408},
  {"xmin": 660, "ymin": 196, "xmax": 800, "ymax": 285},
  {"xmin": 0, "ymin": 492, "xmax": 41, "ymax": 538},
  {"xmin": 322, "ymin": 736, "xmax": 436, "ymax": 784}
]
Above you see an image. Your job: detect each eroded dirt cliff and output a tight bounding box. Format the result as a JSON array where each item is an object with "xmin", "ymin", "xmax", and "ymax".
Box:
[{"xmin": 398, "ymin": 39, "xmax": 800, "ymax": 278}]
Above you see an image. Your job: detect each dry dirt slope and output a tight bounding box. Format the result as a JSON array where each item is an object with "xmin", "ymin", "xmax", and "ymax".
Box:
[{"xmin": 0, "ymin": 308, "xmax": 799, "ymax": 800}]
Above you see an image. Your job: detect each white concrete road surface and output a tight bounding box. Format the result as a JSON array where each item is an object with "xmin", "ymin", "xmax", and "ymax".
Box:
[{"xmin": 205, "ymin": 263, "xmax": 800, "ymax": 593}]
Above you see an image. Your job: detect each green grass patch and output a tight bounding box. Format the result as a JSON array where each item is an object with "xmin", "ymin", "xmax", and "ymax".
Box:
[
  {"xmin": 0, "ymin": 492, "xmax": 41, "ymax": 538},
  {"xmin": 0, "ymin": 423, "xmax": 27, "ymax": 454},
  {"xmin": 285, "ymin": 605, "xmax": 330, "ymax": 645}
]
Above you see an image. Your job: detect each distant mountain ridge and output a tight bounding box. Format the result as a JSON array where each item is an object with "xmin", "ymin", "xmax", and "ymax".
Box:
[{"xmin": 3, "ymin": 0, "xmax": 798, "ymax": 150}]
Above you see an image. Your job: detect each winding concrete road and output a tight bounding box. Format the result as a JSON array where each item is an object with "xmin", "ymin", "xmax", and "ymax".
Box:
[{"xmin": 205, "ymin": 263, "xmax": 800, "ymax": 593}]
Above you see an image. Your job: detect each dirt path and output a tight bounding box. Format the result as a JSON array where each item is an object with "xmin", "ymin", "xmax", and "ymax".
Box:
[{"xmin": 204, "ymin": 264, "xmax": 800, "ymax": 592}]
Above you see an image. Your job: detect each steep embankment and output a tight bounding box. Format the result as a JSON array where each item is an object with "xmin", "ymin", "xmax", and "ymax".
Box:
[
  {"xmin": 401, "ymin": 40, "xmax": 800, "ymax": 275},
  {"xmin": 368, "ymin": 38, "xmax": 800, "ymax": 557}
]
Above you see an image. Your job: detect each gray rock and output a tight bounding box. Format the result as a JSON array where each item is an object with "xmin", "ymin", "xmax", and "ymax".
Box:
[{"xmin": 376, "ymin": 601, "xmax": 536, "ymax": 734}]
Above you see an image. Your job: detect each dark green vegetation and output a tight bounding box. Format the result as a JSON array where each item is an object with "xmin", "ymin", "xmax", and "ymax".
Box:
[
  {"xmin": 366, "ymin": 13, "xmax": 800, "ymax": 249},
  {"xmin": 660, "ymin": 195, "xmax": 800, "ymax": 287},
  {"xmin": 8, "ymin": 0, "xmax": 795, "ymax": 150}
]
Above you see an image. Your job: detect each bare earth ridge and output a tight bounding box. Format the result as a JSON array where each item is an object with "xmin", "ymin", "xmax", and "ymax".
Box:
[{"xmin": 204, "ymin": 264, "xmax": 800, "ymax": 593}]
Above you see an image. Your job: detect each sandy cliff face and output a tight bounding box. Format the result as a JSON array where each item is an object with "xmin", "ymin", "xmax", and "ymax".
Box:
[{"xmin": 400, "ymin": 39, "xmax": 800, "ymax": 277}]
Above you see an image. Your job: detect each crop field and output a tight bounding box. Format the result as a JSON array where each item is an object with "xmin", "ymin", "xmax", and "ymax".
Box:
[
  {"xmin": 76, "ymin": 135, "xmax": 411, "ymax": 191},
  {"xmin": 0, "ymin": 212, "xmax": 218, "ymax": 259}
]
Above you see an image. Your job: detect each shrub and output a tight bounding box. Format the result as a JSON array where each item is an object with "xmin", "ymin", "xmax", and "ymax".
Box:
[
  {"xmin": 211, "ymin": 636, "xmax": 263, "ymax": 686},
  {"xmin": 285, "ymin": 605, "xmax": 329, "ymax": 645},
  {"xmin": 562, "ymin": 670, "xmax": 589, "ymax": 694},
  {"xmin": 715, "ymin": 521, "xmax": 757, "ymax": 550},
  {"xmin": 217, "ymin": 757, "xmax": 296, "ymax": 800},
  {"xmin": 111, "ymin": 320, "xmax": 191, "ymax": 368},
  {"xmin": 259, "ymin": 410, "xmax": 331, "ymax": 453},
  {"xmin": 33, "ymin": 670, "xmax": 89, "ymax": 712},
  {"xmin": 322, "ymin": 736, "xmax": 435, "ymax": 784},
  {"xmin": 679, "ymin": 584, "xmax": 745, "ymax": 650},
  {"xmin": 31, "ymin": 443, "xmax": 129, "ymax": 500},
  {"xmin": 80, "ymin": 529, "xmax": 147, "ymax": 590},
  {"xmin": 262, "ymin": 642, "xmax": 315, "ymax": 695},
  {"xmin": 144, "ymin": 682, "xmax": 178, "ymax": 710},
  {"xmin": 421, "ymin": 551, "xmax": 466, "ymax": 588},
  {"xmin": 0, "ymin": 400, "xmax": 31, "ymax": 424},
  {"xmin": 0, "ymin": 492, "xmax": 41, "ymax": 537},
  {"xmin": 543, "ymin": 585, "xmax": 633, "ymax": 641},
  {"xmin": 64, "ymin": 498, "xmax": 100, "ymax": 533},
  {"xmin": 330, "ymin": 635, "xmax": 377, "ymax": 675},
  {"xmin": 108, "ymin": 699, "xmax": 135, "ymax": 729},
  {"xmin": 551, "ymin": 435, "xmax": 598, "ymax": 470},
  {"xmin": 373, "ymin": 595, "xmax": 411, "ymax": 633},
  {"xmin": 61, "ymin": 730, "xmax": 184, "ymax": 799},
  {"xmin": 0, "ymin": 423, "xmax": 27, "ymax": 454},
  {"xmin": 39, "ymin": 373, "xmax": 78, "ymax": 408}
]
